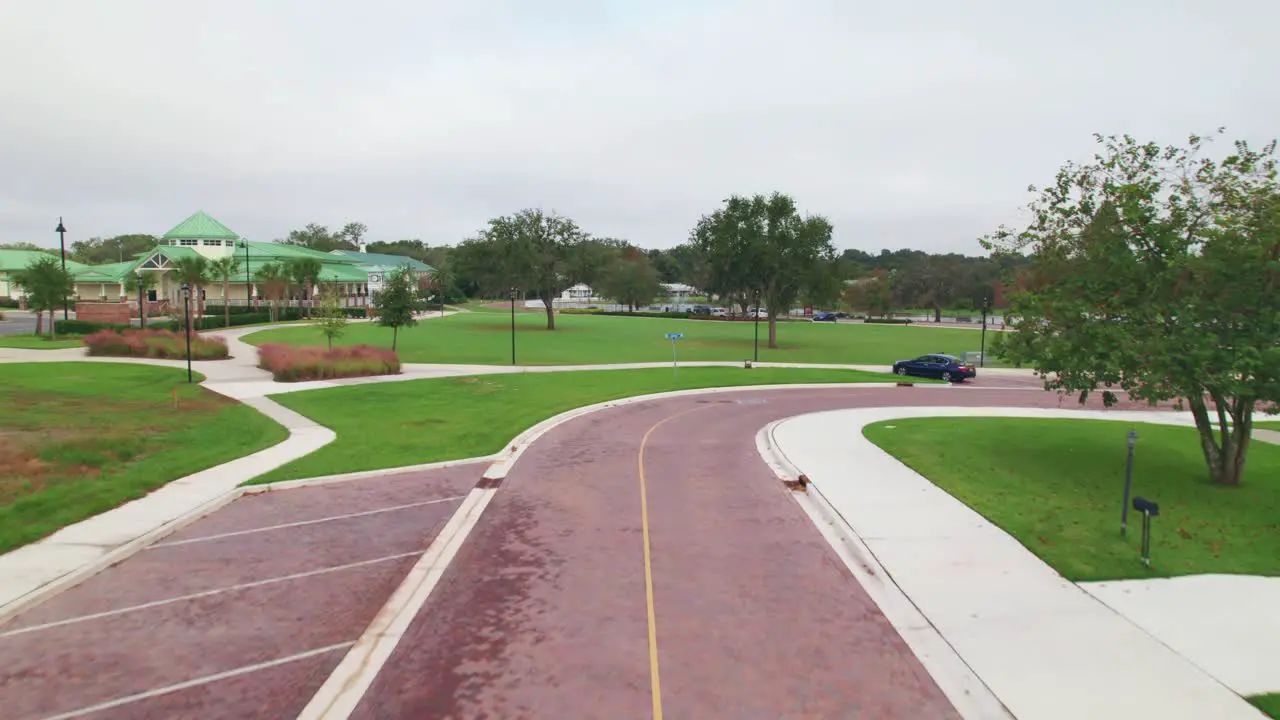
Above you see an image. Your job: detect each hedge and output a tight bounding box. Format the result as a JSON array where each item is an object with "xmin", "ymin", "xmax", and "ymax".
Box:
[
  {"xmin": 54, "ymin": 319, "xmax": 131, "ymax": 335},
  {"xmin": 560, "ymin": 309, "xmax": 692, "ymax": 319},
  {"xmin": 862, "ymin": 317, "xmax": 913, "ymax": 325}
]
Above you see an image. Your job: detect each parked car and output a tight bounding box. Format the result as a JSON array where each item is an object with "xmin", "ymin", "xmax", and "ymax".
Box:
[
  {"xmin": 892, "ymin": 353, "xmax": 976, "ymax": 382},
  {"xmin": 748, "ymin": 308, "xmax": 768, "ymax": 319},
  {"xmin": 691, "ymin": 305, "xmax": 712, "ymax": 315},
  {"xmin": 710, "ymin": 307, "xmax": 728, "ymax": 317},
  {"xmin": 811, "ymin": 312, "xmax": 839, "ymax": 322}
]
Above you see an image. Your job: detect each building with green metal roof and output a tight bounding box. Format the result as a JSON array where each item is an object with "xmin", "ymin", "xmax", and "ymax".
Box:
[
  {"xmin": 0, "ymin": 249, "xmax": 93, "ymax": 301},
  {"xmin": 5, "ymin": 211, "xmax": 436, "ymax": 313}
]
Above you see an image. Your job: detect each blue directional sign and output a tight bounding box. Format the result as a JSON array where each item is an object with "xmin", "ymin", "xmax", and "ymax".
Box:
[
  {"xmin": 665, "ymin": 332, "xmax": 684, "ymax": 340},
  {"xmin": 665, "ymin": 333, "xmax": 684, "ymax": 379}
]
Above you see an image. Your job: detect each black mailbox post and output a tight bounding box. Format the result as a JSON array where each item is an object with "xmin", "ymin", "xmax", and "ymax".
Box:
[{"xmin": 1132, "ymin": 496, "xmax": 1159, "ymax": 567}]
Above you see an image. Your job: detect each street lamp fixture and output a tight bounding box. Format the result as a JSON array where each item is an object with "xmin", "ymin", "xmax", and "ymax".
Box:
[
  {"xmin": 509, "ymin": 287, "xmax": 518, "ymax": 366},
  {"xmin": 136, "ymin": 270, "xmax": 147, "ymax": 330},
  {"xmin": 181, "ymin": 283, "xmax": 193, "ymax": 383},
  {"xmin": 980, "ymin": 296, "xmax": 992, "ymax": 368},
  {"xmin": 56, "ymin": 217, "xmax": 68, "ymax": 320}
]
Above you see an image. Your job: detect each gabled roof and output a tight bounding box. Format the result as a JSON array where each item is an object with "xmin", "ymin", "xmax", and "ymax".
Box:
[
  {"xmin": 330, "ymin": 249, "xmax": 433, "ymax": 272},
  {"xmin": 161, "ymin": 211, "xmax": 239, "ymax": 240},
  {"xmin": 74, "ymin": 260, "xmax": 145, "ymax": 283}
]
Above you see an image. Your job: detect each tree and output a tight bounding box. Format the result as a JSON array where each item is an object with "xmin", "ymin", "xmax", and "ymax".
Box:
[
  {"xmin": 253, "ymin": 262, "xmax": 289, "ymax": 322},
  {"xmin": 983, "ymin": 130, "xmax": 1280, "ymax": 486},
  {"xmin": 690, "ymin": 193, "xmax": 837, "ymax": 347},
  {"xmin": 169, "ymin": 255, "xmax": 210, "ymax": 332},
  {"xmin": 842, "ymin": 271, "xmax": 893, "ymax": 317},
  {"xmin": 282, "ymin": 223, "xmax": 361, "ymax": 252},
  {"xmin": 372, "ymin": 266, "xmax": 422, "ymax": 351},
  {"xmin": 477, "ymin": 209, "xmax": 589, "ymax": 330},
  {"xmin": 70, "ymin": 234, "xmax": 157, "ymax": 264},
  {"xmin": 366, "ymin": 239, "xmax": 429, "ymax": 262},
  {"xmin": 598, "ymin": 248, "xmax": 663, "ymax": 310},
  {"xmin": 11, "ymin": 255, "xmax": 73, "ymax": 339},
  {"xmin": 315, "ymin": 294, "xmax": 348, "ymax": 350},
  {"xmin": 284, "ymin": 257, "xmax": 324, "ymax": 318},
  {"xmin": 208, "ymin": 255, "xmax": 241, "ymax": 329},
  {"xmin": 0, "ymin": 242, "xmax": 52, "ymax": 253}
]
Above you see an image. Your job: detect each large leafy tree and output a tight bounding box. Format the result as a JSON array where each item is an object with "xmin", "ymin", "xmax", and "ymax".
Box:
[
  {"xmin": 284, "ymin": 257, "xmax": 324, "ymax": 318},
  {"xmin": 169, "ymin": 255, "xmax": 211, "ymax": 330},
  {"xmin": 372, "ymin": 266, "xmax": 422, "ymax": 351},
  {"xmin": 12, "ymin": 255, "xmax": 73, "ymax": 338},
  {"xmin": 70, "ymin": 234, "xmax": 157, "ymax": 264},
  {"xmin": 984, "ymin": 130, "xmax": 1280, "ymax": 486},
  {"xmin": 691, "ymin": 193, "xmax": 837, "ymax": 347},
  {"xmin": 598, "ymin": 247, "xmax": 663, "ymax": 310},
  {"xmin": 281, "ymin": 222, "xmax": 365, "ymax": 252},
  {"xmin": 474, "ymin": 209, "xmax": 589, "ymax": 330},
  {"xmin": 253, "ymin": 262, "xmax": 289, "ymax": 322}
]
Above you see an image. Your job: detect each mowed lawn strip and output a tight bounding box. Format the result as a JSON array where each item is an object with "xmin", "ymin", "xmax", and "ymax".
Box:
[
  {"xmin": 242, "ymin": 310, "xmax": 999, "ymax": 366},
  {"xmin": 254, "ymin": 366, "xmax": 907, "ymax": 484},
  {"xmin": 0, "ymin": 362, "xmax": 288, "ymax": 553},
  {"xmin": 0, "ymin": 335, "xmax": 84, "ymax": 349},
  {"xmin": 863, "ymin": 418, "xmax": 1280, "ymax": 581}
]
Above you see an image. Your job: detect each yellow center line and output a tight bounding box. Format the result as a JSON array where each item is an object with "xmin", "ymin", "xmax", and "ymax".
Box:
[{"xmin": 636, "ymin": 406, "xmax": 708, "ymax": 720}]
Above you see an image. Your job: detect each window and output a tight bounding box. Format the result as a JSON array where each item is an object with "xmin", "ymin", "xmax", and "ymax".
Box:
[
  {"xmin": 179, "ymin": 239, "xmax": 197, "ymax": 246},
  {"xmin": 203, "ymin": 239, "xmax": 222, "ymax": 247}
]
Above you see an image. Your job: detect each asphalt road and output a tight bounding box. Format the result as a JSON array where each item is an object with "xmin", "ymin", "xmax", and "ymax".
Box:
[{"xmin": 0, "ymin": 310, "xmax": 36, "ymax": 336}]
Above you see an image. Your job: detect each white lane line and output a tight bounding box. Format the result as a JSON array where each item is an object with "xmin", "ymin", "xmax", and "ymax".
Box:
[
  {"xmin": 37, "ymin": 641, "xmax": 354, "ymax": 720},
  {"xmin": 149, "ymin": 496, "xmax": 467, "ymax": 549},
  {"xmin": 297, "ymin": 486, "xmax": 498, "ymax": 720},
  {"xmin": 0, "ymin": 551, "xmax": 423, "ymax": 639}
]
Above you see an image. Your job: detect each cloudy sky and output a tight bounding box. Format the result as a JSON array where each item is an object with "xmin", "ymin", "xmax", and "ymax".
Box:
[{"xmin": 2, "ymin": 1, "xmax": 1277, "ymax": 254}]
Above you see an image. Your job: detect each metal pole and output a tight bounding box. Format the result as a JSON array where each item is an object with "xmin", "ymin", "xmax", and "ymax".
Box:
[
  {"xmin": 137, "ymin": 274, "xmax": 146, "ymax": 329},
  {"xmin": 1140, "ymin": 512, "xmax": 1152, "ymax": 567},
  {"xmin": 57, "ymin": 218, "xmax": 68, "ymax": 320},
  {"xmin": 753, "ymin": 292, "xmax": 760, "ymax": 363},
  {"xmin": 1120, "ymin": 430, "xmax": 1137, "ymax": 536},
  {"xmin": 510, "ymin": 290, "xmax": 517, "ymax": 365},
  {"xmin": 183, "ymin": 291, "xmax": 193, "ymax": 383},
  {"xmin": 244, "ymin": 239, "xmax": 251, "ymax": 311},
  {"xmin": 672, "ymin": 339, "xmax": 678, "ymax": 382},
  {"xmin": 980, "ymin": 302, "xmax": 989, "ymax": 368}
]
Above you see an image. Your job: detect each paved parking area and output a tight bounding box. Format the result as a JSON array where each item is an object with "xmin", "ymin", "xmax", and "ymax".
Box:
[{"xmin": 0, "ymin": 465, "xmax": 482, "ymax": 720}]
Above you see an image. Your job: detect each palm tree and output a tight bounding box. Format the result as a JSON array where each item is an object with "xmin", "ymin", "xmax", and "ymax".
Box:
[
  {"xmin": 208, "ymin": 255, "xmax": 241, "ymax": 329},
  {"xmin": 12, "ymin": 255, "xmax": 73, "ymax": 339},
  {"xmin": 254, "ymin": 262, "xmax": 289, "ymax": 322},
  {"xmin": 170, "ymin": 255, "xmax": 211, "ymax": 333},
  {"xmin": 284, "ymin": 257, "xmax": 324, "ymax": 318}
]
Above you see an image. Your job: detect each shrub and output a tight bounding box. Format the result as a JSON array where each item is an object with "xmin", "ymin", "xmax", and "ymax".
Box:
[
  {"xmin": 560, "ymin": 309, "xmax": 691, "ymax": 319},
  {"xmin": 82, "ymin": 328, "xmax": 229, "ymax": 360},
  {"xmin": 863, "ymin": 317, "xmax": 913, "ymax": 325},
  {"xmin": 56, "ymin": 319, "xmax": 131, "ymax": 335},
  {"xmin": 257, "ymin": 343, "xmax": 400, "ymax": 382},
  {"xmin": 0, "ymin": 297, "xmax": 18, "ymax": 308}
]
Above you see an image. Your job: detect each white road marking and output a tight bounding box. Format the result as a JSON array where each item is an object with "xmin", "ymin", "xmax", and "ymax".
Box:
[
  {"xmin": 149, "ymin": 496, "xmax": 466, "ymax": 549},
  {"xmin": 37, "ymin": 642, "xmax": 354, "ymax": 720},
  {"xmin": 0, "ymin": 551, "xmax": 423, "ymax": 639},
  {"xmin": 296, "ymin": 487, "xmax": 498, "ymax": 720}
]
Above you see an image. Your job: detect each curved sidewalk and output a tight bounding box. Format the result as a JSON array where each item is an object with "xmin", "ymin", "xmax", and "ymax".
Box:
[{"xmin": 767, "ymin": 407, "xmax": 1268, "ymax": 720}]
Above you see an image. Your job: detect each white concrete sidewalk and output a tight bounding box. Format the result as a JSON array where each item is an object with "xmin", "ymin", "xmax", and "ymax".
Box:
[{"xmin": 768, "ymin": 407, "xmax": 1268, "ymax": 720}]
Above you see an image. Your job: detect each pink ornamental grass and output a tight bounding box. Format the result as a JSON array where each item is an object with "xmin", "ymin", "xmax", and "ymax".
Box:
[
  {"xmin": 83, "ymin": 328, "xmax": 228, "ymax": 360},
  {"xmin": 257, "ymin": 343, "xmax": 401, "ymax": 382}
]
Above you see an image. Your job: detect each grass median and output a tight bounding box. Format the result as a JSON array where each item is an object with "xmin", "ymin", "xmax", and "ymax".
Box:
[
  {"xmin": 242, "ymin": 309, "xmax": 998, "ymax": 366},
  {"xmin": 0, "ymin": 334, "xmax": 84, "ymax": 349},
  {"xmin": 252, "ymin": 366, "xmax": 908, "ymax": 484},
  {"xmin": 0, "ymin": 362, "xmax": 288, "ymax": 553},
  {"xmin": 863, "ymin": 417, "xmax": 1280, "ymax": 581}
]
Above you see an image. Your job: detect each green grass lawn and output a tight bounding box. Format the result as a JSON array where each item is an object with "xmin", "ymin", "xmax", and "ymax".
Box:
[
  {"xmin": 0, "ymin": 362, "xmax": 288, "ymax": 553},
  {"xmin": 863, "ymin": 418, "xmax": 1280, "ymax": 581},
  {"xmin": 1250, "ymin": 694, "xmax": 1280, "ymax": 718},
  {"xmin": 0, "ymin": 334, "xmax": 84, "ymax": 349},
  {"xmin": 1257, "ymin": 420, "xmax": 1280, "ymax": 431},
  {"xmin": 242, "ymin": 310, "xmax": 995, "ymax": 366},
  {"xmin": 253, "ymin": 366, "xmax": 904, "ymax": 484}
]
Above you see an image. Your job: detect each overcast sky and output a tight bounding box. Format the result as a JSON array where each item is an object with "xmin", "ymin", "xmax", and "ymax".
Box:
[{"xmin": 2, "ymin": 1, "xmax": 1277, "ymax": 255}]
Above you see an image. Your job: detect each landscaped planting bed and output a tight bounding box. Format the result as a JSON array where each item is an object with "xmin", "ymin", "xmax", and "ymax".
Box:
[
  {"xmin": 83, "ymin": 328, "xmax": 230, "ymax": 360},
  {"xmin": 257, "ymin": 343, "xmax": 400, "ymax": 382}
]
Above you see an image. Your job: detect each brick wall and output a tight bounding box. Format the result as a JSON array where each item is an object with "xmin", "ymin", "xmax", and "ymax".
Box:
[{"xmin": 75, "ymin": 302, "xmax": 130, "ymax": 324}]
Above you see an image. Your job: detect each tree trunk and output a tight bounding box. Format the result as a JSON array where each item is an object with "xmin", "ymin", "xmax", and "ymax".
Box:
[
  {"xmin": 1187, "ymin": 393, "xmax": 1253, "ymax": 486},
  {"xmin": 36, "ymin": 311, "xmax": 43, "ymax": 337},
  {"xmin": 542, "ymin": 296, "xmax": 556, "ymax": 330},
  {"xmin": 933, "ymin": 303, "xmax": 942, "ymax": 322},
  {"xmin": 305, "ymin": 275, "xmax": 312, "ymax": 318},
  {"xmin": 224, "ymin": 278, "xmax": 231, "ymax": 329},
  {"xmin": 392, "ymin": 325, "xmax": 399, "ymax": 351},
  {"xmin": 49, "ymin": 310, "xmax": 57, "ymax": 340},
  {"xmin": 768, "ymin": 313, "xmax": 778, "ymax": 349}
]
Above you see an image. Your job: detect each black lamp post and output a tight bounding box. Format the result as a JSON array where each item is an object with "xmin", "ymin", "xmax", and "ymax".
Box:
[
  {"xmin": 136, "ymin": 271, "xmax": 146, "ymax": 329},
  {"xmin": 980, "ymin": 296, "xmax": 991, "ymax": 368},
  {"xmin": 753, "ymin": 291, "xmax": 761, "ymax": 364},
  {"xmin": 181, "ymin": 283, "xmax": 193, "ymax": 383},
  {"xmin": 243, "ymin": 239, "xmax": 251, "ymax": 310},
  {"xmin": 509, "ymin": 287, "xmax": 518, "ymax": 365},
  {"xmin": 56, "ymin": 217, "xmax": 68, "ymax": 320}
]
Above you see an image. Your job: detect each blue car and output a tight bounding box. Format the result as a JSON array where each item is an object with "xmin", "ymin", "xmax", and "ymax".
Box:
[
  {"xmin": 811, "ymin": 312, "xmax": 839, "ymax": 322},
  {"xmin": 892, "ymin": 353, "xmax": 976, "ymax": 383}
]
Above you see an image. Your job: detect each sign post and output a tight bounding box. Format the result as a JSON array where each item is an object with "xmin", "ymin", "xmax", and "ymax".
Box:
[
  {"xmin": 665, "ymin": 332, "xmax": 684, "ymax": 381},
  {"xmin": 1120, "ymin": 430, "xmax": 1138, "ymax": 536}
]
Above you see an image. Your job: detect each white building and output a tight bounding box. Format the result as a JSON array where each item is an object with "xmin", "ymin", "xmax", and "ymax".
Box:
[
  {"xmin": 661, "ymin": 282, "xmax": 698, "ymax": 300},
  {"xmin": 560, "ymin": 283, "xmax": 596, "ymax": 301}
]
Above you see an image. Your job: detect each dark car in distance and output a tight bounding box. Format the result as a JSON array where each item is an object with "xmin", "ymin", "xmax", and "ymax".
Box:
[
  {"xmin": 892, "ymin": 353, "xmax": 976, "ymax": 383},
  {"xmin": 811, "ymin": 312, "xmax": 839, "ymax": 322}
]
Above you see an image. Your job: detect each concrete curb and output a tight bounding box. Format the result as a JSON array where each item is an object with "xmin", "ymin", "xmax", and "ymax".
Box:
[{"xmin": 755, "ymin": 421, "xmax": 1014, "ymax": 720}]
